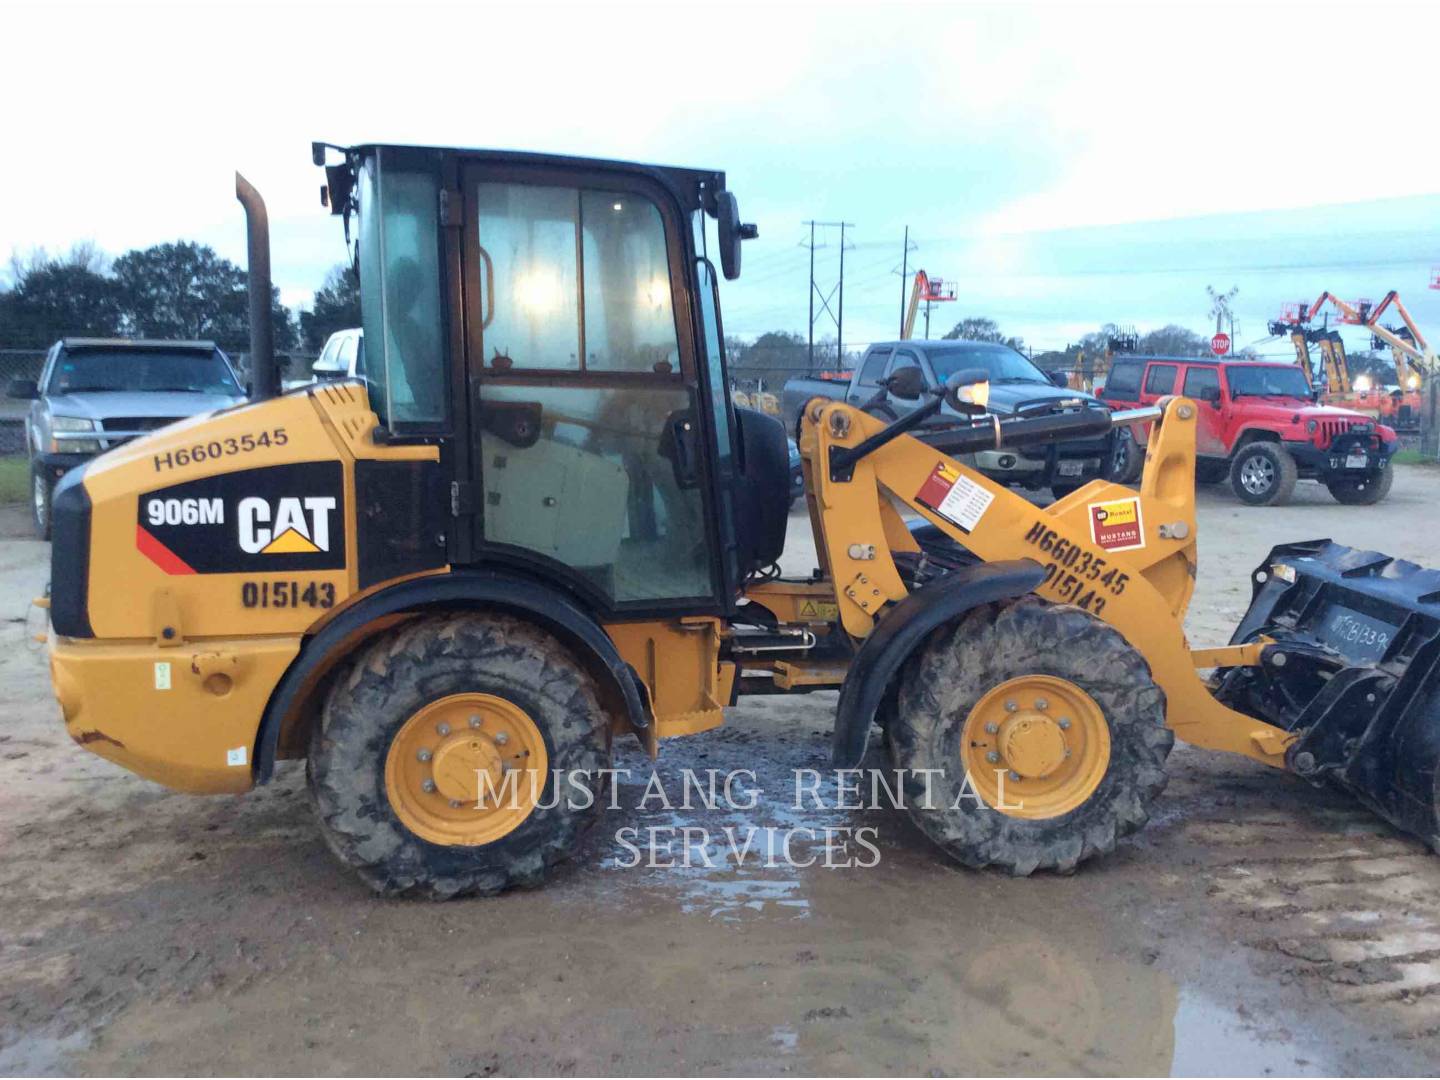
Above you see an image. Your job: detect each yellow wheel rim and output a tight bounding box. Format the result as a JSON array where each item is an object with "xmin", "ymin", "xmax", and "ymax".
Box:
[
  {"xmin": 961, "ymin": 675, "xmax": 1110, "ymax": 820},
  {"xmin": 384, "ymin": 693, "xmax": 548, "ymax": 846}
]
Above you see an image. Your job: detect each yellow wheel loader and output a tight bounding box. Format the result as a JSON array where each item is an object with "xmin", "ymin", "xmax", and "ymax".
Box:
[{"xmin": 43, "ymin": 143, "xmax": 1440, "ymax": 896}]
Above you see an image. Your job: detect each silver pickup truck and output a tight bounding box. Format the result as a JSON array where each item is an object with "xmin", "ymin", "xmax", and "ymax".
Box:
[
  {"xmin": 783, "ymin": 339, "xmax": 1121, "ymax": 498},
  {"xmin": 7, "ymin": 338, "xmax": 247, "ymax": 538}
]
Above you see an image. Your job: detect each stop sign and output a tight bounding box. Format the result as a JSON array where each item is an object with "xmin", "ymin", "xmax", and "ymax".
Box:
[{"xmin": 1211, "ymin": 332, "xmax": 1231, "ymax": 355}]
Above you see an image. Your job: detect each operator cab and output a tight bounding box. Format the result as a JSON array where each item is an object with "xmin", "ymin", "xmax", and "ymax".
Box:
[{"xmin": 317, "ymin": 143, "xmax": 786, "ymax": 617}]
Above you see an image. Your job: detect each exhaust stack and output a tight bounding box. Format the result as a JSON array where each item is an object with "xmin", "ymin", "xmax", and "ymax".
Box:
[{"xmin": 235, "ymin": 172, "xmax": 276, "ymax": 400}]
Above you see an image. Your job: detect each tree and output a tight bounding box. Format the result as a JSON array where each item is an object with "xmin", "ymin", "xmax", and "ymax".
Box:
[
  {"xmin": 733, "ymin": 330, "xmax": 809, "ymax": 374},
  {"xmin": 942, "ymin": 317, "xmax": 1024, "ymax": 352},
  {"xmin": 300, "ymin": 265, "xmax": 361, "ymax": 350},
  {"xmin": 0, "ymin": 246, "xmax": 122, "ymax": 347},
  {"xmin": 1136, "ymin": 324, "xmax": 1209, "ymax": 357},
  {"xmin": 111, "ymin": 241, "xmax": 295, "ymax": 353}
]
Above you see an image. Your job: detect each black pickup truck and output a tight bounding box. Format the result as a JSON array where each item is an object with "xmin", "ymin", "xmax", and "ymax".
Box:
[{"xmin": 782, "ymin": 339, "xmax": 1119, "ymax": 497}]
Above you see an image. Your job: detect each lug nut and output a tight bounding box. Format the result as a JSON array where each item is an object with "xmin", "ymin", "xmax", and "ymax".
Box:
[
  {"xmin": 469, "ymin": 715, "xmax": 482, "ymax": 729},
  {"xmin": 1004, "ymin": 700, "xmax": 1018, "ymax": 713},
  {"xmin": 493, "ymin": 732, "xmax": 509, "ymax": 747},
  {"xmin": 421, "ymin": 779, "xmax": 437, "ymax": 793},
  {"xmin": 1008, "ymin": 771, "xmax": 1021, "ymax": 782},
  {"xmin": 985, "ymin": 723, "xmax": 999, "ymax": 734},
  {"xmin": 1058, "ymin": 718, "xmax": 1071, "ymax": 730},
  {"xmin": 437, "ymin": 722, "xmax": 451, "ymax": 736},
  {"xmin": 448, "ymin": 799, "xmax": 462, "ymax": 809},
  {"xmin": 417, "ymin": 749, "xmax": 432, "ymax": 762},
  {"xmin": 1034, "ymin": 698, "xmax": 1048, "ymax": 710},
  {"xmin": 986, "ymin": 751, "xmax": 1000, "ymax": 764}
]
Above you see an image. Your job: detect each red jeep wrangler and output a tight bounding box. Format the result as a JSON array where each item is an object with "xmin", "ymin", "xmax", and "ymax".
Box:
[{"xmin": 1099, "ymin": 356, "xmax": 1397, "ymax": 505}]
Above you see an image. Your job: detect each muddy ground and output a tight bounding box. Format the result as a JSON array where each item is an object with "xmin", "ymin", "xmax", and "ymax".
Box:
[{"xmin": 4, "ymin": 469, "xmax": 1440, "ymax": 1076}]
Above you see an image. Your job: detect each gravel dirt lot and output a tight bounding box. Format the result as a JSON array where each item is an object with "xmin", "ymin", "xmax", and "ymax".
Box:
[{"xmin": 4, "ymin": 467, "xmax": 1440, "ymax": 1076}]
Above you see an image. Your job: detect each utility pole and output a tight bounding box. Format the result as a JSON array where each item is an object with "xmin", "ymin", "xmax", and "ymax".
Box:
[
  {"xmin": 802, "ymin": 220, "xmax": 854, "ymax": 370},
  {"xmin": 807, "ymin": 221, "xmax": 816, "ymax": 368},
  {"xmin": 837, "ymin": 222, "xmax": 847, "ymax": 370},
  {"xmin": 895, "ymin": 227, "xmax": 918, "ymax": 338}
]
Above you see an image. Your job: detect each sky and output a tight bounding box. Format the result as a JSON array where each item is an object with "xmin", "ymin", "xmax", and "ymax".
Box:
[{"xmin": 6, "ymin": 0, "xmax": 1440, "ymax": 359}]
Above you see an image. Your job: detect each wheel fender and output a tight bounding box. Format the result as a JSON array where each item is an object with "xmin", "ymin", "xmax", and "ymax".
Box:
[
  {"xmin": 831, "ymin": 559, "xmax": 1048, "ymax": 769},
  {"xmin": 252, "ymin": 569, "xmax": 650, "ymax": 782}
]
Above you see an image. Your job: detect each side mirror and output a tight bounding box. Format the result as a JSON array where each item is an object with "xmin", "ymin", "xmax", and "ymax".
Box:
[
  {"xmin": 883, "ymin": 366, "xmax": 927, "ymax": 400},
  {"xmin": 715, "ymin": 191, "xmax": 758, "ymax": 282},
  {"xmin": 943, "ymin": 368, "xmax": 991, "ymax": 415},
  {"xmin": 1199, "ymin": 385, "xmax": 1222, "ymax": 405},
  {"xmin": 1048, "ymin": 370, "xmax": 1070, "ymax": 388},
  {"xmin": 6, "ymin": 378, "xmax": 38, "ymax": 400}
]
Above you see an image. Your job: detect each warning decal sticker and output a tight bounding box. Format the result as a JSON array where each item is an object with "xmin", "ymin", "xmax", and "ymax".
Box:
[
  {"xmin": 915, "ymin": 461, "xmax": 994, "ymax": 534},
  {"xmin": 1088, "ymin": 496, "xmax": 1145, "ymax": 552}
]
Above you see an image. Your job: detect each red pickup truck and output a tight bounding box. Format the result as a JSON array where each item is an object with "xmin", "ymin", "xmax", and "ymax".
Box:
[{"xmin": 1098, "ymin": 356, "xmax": 1397, "ymax": 505}]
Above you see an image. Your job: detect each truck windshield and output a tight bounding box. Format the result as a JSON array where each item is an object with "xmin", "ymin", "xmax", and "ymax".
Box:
[
  {"xmin": 925, "ymin": 344, "xmax": 1049, "ymax": 384},
  {"xmin": 47, "ymin": 350, "xmax": 242, "ymax": 395},
  {"xmin": 1227, "ymin": 366, "xmax": 1311, "ymax": 399}
]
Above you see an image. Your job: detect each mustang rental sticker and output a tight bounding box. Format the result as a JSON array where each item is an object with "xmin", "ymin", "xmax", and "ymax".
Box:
[
  {"xmin": 915, "ymin": 461, "xmax": 994, "ymax": 533},
  {"xmin": 1088, "ymin": 496, "xmax": 1145, "ymax": 551}
]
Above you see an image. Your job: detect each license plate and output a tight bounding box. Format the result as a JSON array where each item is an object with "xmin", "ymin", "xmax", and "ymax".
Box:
[
  {"xmin": 1058, "ymin": 461, "xmax": 1084, "ymax": 477},
  {"xmin": 1345, "ymin": 453, "xmax": 1368, "ymax": 469}
]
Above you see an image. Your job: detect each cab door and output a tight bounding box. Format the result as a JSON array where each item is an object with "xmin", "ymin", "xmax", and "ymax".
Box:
[
  {"xmin": 1181, "ymin": 365, "xmax": 1227, "ymax": 456},
  {"xmin": 459, "ymin": 164, "xmax": 724, "ymax": 614}
]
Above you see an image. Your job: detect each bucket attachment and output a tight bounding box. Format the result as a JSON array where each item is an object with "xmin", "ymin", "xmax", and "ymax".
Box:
[{"xmin": 1214, "ymin": 540, "xmax": 1440, "ymax": 850}]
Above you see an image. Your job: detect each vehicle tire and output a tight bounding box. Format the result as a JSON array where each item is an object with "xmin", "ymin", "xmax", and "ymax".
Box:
[
  {"xmin": 887, "ymin": 596, "xmax": 1172, "ymax": 875},
  {"xmin": 1228, "ymin": 442, "xmax": 1297, "ymax": 506},
  {"xmin": 1195, "ymin": 460, "xmax": 1229, "ymax": 485},
  {"xmin": 1326, "ymin": 464, "xmax": 1393, "ymax": 505},
  {"xmin": 30, "ymin": 462, "xmax": 51, "ymax": 540},
  {"xmin": 1105, "ymin": 428, "xmax": 1144, "ymax": 485},
  {"xmin": 308, "ymin": 612, "xmax": 611, "ymax": 899}
]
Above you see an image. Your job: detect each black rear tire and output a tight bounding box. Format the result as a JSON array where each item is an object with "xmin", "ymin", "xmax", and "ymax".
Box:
[
  {"xmin": 887, "ymin": 596, "xmax": 1172, "ymax": 875},
  {"xmin": 1229, "ymin": 442, "xmax": 1297, "ymax": 506},
  {"xmin": 308, "ymin": 613, "xmax": 611, "ymax": 899},
  {"xmin": 1326, "ymin": 465, "xmax": 1393, "ymax": 505},
  {"xmin": 1195, "ymin": 459, "xmax": 1229, "ymax": 485}
]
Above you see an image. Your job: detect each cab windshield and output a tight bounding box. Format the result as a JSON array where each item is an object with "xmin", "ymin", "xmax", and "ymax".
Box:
[
  {"xmin": 1227, "ymin": 365, "xmax": 1312, "ymax": 399},
  {"xmin": 924, "ymin": 343, "xmax": 1049, "ymax": 385},
  {"xmin": 47, "ymin": 349, "xmax": 242, "ymax": 395}
]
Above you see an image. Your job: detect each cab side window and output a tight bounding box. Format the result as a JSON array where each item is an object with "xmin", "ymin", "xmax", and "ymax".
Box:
[
  {"xmin": 1183, "ymin": 366, "xmax": 1220, "ymax": 400},
  {"xmin": 1143, "ymin": 364, "xmax": 1178, "ymax": 396},
  {"xmin": 1105, "ymin": 361, "xmax": 1142, "ymax": 398},
  {"xmin": 857, "ymin": 348, "xmax": 891, "ymax": 387}
]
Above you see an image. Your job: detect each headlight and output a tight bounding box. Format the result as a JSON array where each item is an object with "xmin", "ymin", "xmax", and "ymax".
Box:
[
  {"xmin": 49, "ymin": 416, "xmax": 102, "ymax": 454},
  {"xmin": 1353, "ymin": 374, "xmax": 1373, "ymax": 393},
  {"xmin": 1307, "ymin": 419, "xmax": 1318, "ymax": 434}
]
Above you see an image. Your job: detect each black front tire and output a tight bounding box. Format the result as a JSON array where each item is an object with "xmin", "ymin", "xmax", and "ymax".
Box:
[
  {"xmin": 30, "ymin": 463, "xmax": 51, "ymax": 540},
  {"xmin": 1326, "ymin": 465, "xmax": 1393, "ymax": 505},
  {"xmin": 1228, "ymin": 442, "xmax": 1297, "ymax": 506},
  {"xmin": 308, "ymin": 613, "xmax": 611, "ymax": 899},
  {"xmin": 888, "ymin": 596, "xmax": 1172, "ymax": 875}
]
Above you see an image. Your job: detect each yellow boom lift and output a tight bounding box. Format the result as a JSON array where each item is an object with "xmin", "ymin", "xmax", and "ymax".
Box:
[{"xmin": 40, "ymin": 144, "xmax": 1440, "ymax": 896}]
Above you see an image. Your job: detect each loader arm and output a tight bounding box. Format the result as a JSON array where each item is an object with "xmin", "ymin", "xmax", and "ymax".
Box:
[{"xmin": 797, "ymin": 395, "xmax": 1295, "ymax": 768}]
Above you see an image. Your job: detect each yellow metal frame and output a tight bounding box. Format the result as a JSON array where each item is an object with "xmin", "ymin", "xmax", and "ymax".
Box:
[{"xmin": 796, "ymin": 395, "xmax": 1294, "ymax": 768}]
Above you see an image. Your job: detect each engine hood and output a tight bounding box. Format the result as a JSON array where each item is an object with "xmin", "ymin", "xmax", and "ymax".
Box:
[
  {"xmin": 945, "ymin": 381, "xmax": 1102, "ymax": 419},
  {"xmin": 44, "ymin": 390, "xmax": 245, "ymax": 423}
]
